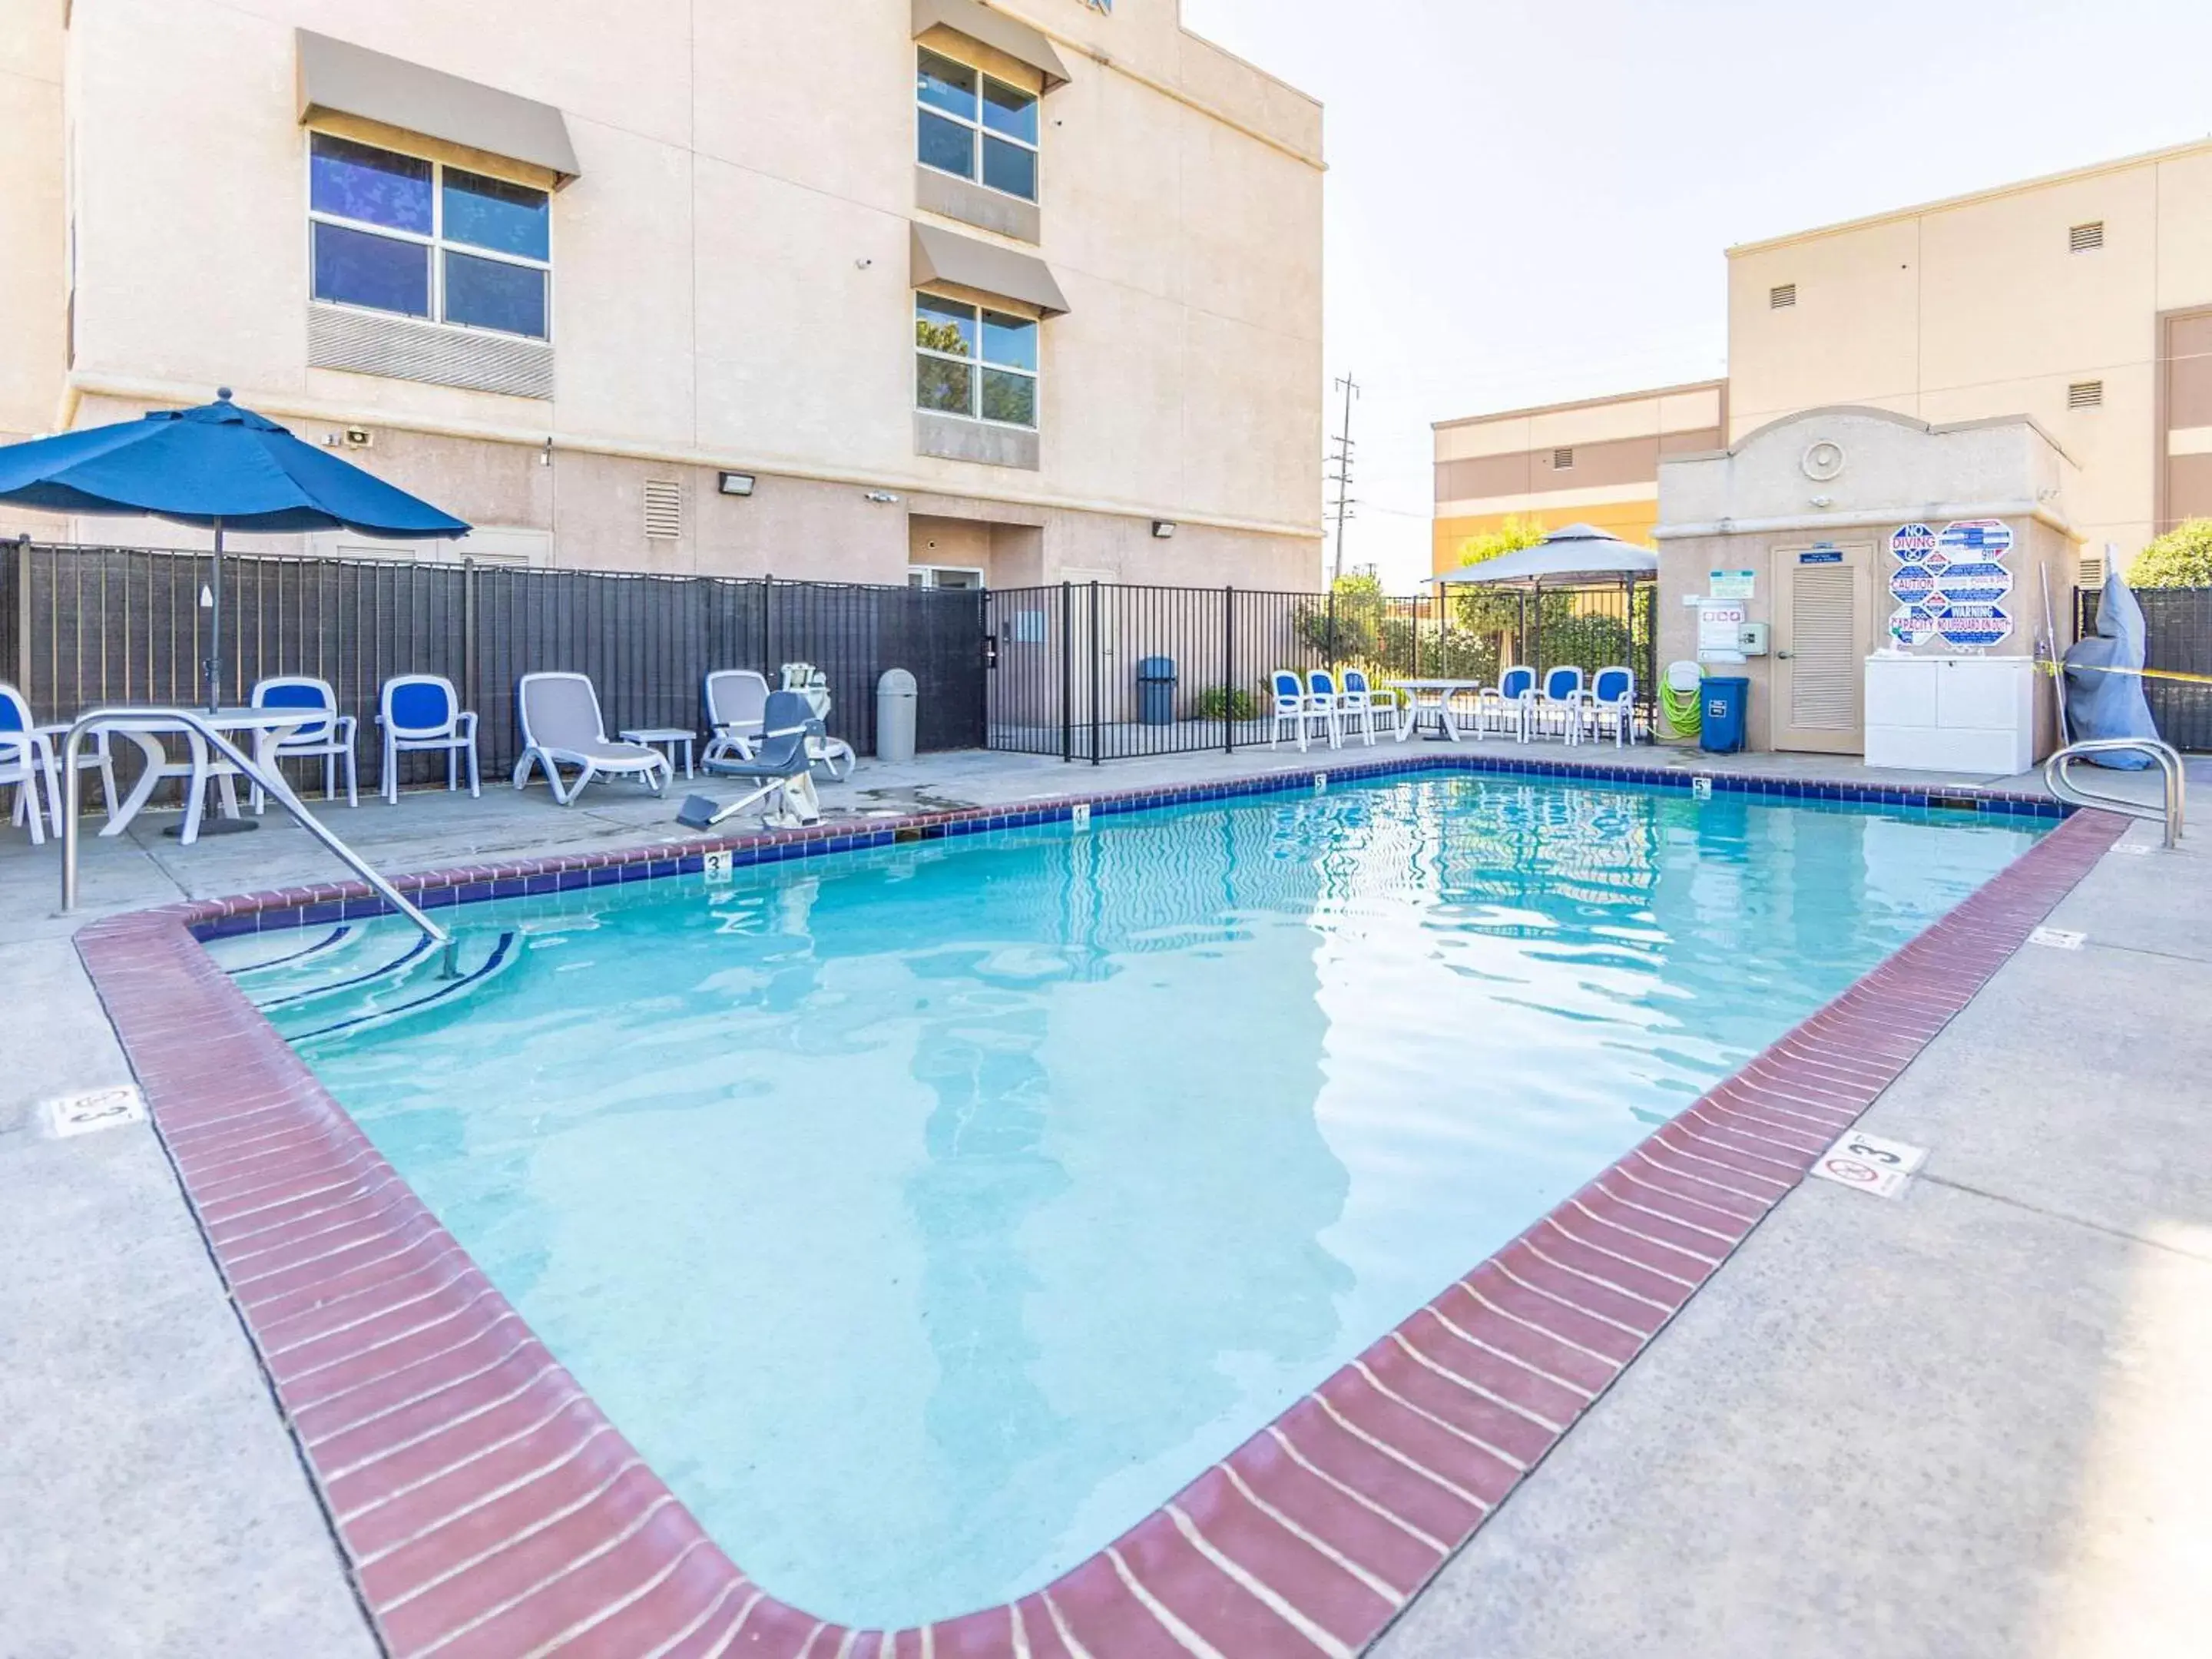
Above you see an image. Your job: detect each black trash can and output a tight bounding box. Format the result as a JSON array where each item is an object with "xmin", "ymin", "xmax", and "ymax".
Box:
[{"xmin": 1137, "ymin": 655, "xmax": 1177, "ymax": 725}]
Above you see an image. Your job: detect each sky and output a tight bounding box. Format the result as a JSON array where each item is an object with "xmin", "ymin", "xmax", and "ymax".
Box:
[{"xmin": 1179, "ymin": 0, "xmax": 2212, "ymax": 589}]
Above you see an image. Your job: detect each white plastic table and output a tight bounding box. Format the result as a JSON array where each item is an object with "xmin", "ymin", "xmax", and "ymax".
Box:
[
  {"xmin": 619, "ymin": 727, "xmax": 698, "ymax": 780},
  {"xmin": 94, "ymin": 707, "xmax": 322, "ymax": 844},
  {"xmin": 1390, "ymin": 679, "xmax": 1492, "ymax": 742}
]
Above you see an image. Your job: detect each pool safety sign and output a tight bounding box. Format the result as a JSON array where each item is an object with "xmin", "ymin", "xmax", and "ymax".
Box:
[
  {"xmin": 1810, "ymin": 1129, "xmax": 1928, "ymax": 1200},
  {"xmin": 1707, "ymin": 568, "xmax": 1756, "ymax": 599},
  {"xmin": 1888, "ymin": 519, "xmax": 2013, "ymax": 651}
]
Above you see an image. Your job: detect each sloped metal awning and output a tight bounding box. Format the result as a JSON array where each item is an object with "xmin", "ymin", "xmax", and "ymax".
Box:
[
  {"xmin": 912, "ymin": 0, "xmax": 1071, "ymax": 91},
  {"xmin": 297, "ymin": 30, "xmax": 582, "ymax": 184},
  {"xmin": 910, "ymin": 224, "xmax": 1070, "ymax": 316}
]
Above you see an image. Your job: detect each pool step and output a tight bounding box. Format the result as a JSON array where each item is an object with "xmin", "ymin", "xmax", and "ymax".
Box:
[{"xmin": 210, "ymin": 924, "xmax": 523, "ymax": 1045}]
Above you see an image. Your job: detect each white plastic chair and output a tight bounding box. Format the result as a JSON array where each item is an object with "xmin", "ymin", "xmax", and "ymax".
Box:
[
  {"xmin": 512, "ymin": 671, "xmax": 671, "ymax": 805},
  {"xmin": 1477, "ymin": 665, "xmax": 1535, "ymax": 741},
  {"xmin": 777, "ymin": 662, "xmax": 856, "ymax": 780},
  {"xmin": 1584, "ymin": 666, "xmax": 1637, "ymax": 747},
  {"xmin": 1532, "ymin": 666, "xmax": 1584, "ymax": 743},
  {"xmin": 703, "ymin": 669, "xmax": 770, "ymax": 765},
  {"xmin": 251, "ymin": 676, "xmax": 357, "ymax": 810},
  {"xmin": 2, "ymin": 681, "xmax": 116, "ymax": 836},
  {"xmin": 1338, "ymin": 667, "xmax": 1403, "ymax": 744},
  {"xmin": 1, "ymin": 683, "xmax": 51, "ymax": 844},
  {"xmin": 1303, "ymin": 669, "xmax": 1346, "ymax": 750},
  {"xmin": 378, "ymin": 674, "xmax": 478, "ymax": 803}
]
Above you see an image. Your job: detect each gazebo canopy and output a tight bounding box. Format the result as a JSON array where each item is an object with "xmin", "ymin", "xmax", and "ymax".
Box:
[{"xmin": 1435, "ymin": 522, "xmax": 1657, "ymax": 586}]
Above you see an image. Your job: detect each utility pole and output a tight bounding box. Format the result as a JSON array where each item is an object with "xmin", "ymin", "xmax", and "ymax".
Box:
[{"xmin": 1326, "ymin": 373, "xmax": 1359, "ymax": 587}]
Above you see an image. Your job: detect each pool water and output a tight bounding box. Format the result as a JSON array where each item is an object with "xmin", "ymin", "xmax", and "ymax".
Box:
[{"xmin": 214, "ymin": 773, "xmax": 2045, "ymax": 1627}]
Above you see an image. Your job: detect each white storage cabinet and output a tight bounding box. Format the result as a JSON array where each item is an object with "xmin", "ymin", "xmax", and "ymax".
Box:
[{"xmin": 1863, "ymin": 654, "xmax": 2036, "ymax": 774}]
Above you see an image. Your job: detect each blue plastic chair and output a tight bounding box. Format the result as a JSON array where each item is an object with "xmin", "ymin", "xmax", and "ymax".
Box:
[{"xmin": 379, "ymin": 674, "xmax": 479, "ymax": 803}]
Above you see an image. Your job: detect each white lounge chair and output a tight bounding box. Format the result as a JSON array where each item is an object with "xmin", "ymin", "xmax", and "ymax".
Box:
[
  {"xmin": 378, "ymin": 674, "xmax": 479, "ymax": 803},
  {"xmin": 702, "ymin": 669, "xmax": 770, "ymax": 766},
  {"xmin": 1583, "ymin": 666, "xmax": 1637, "ymax": 747},
  {"xmin": 512, "ymin": 671, "xmax": 671, "ymax": 805},
  {"xmin": 251, "ymin": 675, "xmax": 357, "ymax": 810}
]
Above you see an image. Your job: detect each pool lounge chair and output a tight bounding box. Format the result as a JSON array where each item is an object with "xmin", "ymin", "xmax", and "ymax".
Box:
[
  {"xmin": 702, "ymin": 669, "xmax": 770, "ymax": 766},
  {"xmin": 378, "ymin": 674, "xmax": 479, "ymax": 803},
  {"xmin": 677, "ymin": 690, "xmax": 823, "ymax": 829},
  {"xmin": 512, "ymin": 671, "xmax": 671, "ymax": 805}
]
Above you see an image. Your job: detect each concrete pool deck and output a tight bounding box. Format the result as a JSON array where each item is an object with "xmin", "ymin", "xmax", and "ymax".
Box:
[{"xmin": 2, "ymin": 737, "xmax": 2204, "ymax": 1656}]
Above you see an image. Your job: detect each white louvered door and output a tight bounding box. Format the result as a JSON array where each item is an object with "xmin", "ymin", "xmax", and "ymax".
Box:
[{"xmin": 1774, "ymin": 544, "xmax": 1873, "ymax": 753}]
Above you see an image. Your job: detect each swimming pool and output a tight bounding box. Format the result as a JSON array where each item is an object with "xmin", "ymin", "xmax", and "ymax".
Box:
[{"xmin": 207, "ymin": 770, "xmax": 2045, "ymax": 1629}]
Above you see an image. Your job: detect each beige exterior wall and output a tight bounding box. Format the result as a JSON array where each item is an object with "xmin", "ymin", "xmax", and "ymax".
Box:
[
  {"xmin": 0, "ymin": 0, "xmax": 67, "ymax": 536},
  {"xmin": 1430, "ymin": 381, "xmax": 1724, "ymax": 571},
  {"xmin": 1727, "ymin": 138, "xmax": 2212, "ymax": 563},
  {"xmin": 1, "ymin": 0, "xmax": 1322, "ymax": 588}
]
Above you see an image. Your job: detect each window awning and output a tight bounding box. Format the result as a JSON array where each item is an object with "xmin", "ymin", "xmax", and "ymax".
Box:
[
  {"xmin": 911, "ymin": 224, "xmax": 1070, "ymax": 316},
  {"xmin": 912, "ymin": 0, "xmax": 1071, "ymax": 91},
  {"xmin": 296, "ymin": 30, "xmax": 581, "ymax": 184}
]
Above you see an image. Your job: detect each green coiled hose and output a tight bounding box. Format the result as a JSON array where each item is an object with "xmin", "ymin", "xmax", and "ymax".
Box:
[{"xmin": 1660, "ymin": 669, "xmax": 1704, "ymax": 738}]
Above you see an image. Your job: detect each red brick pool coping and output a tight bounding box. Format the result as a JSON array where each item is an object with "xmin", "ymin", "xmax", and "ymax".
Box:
[{"xmin": 75, "ymin": 790, "xmax": 2126, "ymax": 1658}]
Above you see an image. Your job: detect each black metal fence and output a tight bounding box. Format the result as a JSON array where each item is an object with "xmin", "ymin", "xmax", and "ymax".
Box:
[
  {"xmin": 2077, "ymin": 584, "xmax": 2212, "ymax": 751},
  {"xmin": 985, "ymin": 579, "xmax": 1657, "ymax": 762},
  {"xmin": 3, "ymin": 541, "xmax": 987, "ymax": 792}
]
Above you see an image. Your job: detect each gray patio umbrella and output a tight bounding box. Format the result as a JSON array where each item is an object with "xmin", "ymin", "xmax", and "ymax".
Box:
[{"xmin": 1435, "ymin": 523, "xmax": 1658, "ymax": 586}]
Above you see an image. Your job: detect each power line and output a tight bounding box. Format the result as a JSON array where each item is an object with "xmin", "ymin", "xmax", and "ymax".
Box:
[{"xmin": 1327, "ymin": 373, "xmax": 1359, "ymax": 585}]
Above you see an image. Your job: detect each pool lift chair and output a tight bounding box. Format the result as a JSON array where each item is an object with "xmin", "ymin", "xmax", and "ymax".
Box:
[
  {"xmin": 676, "ymin": 690, "xmax": 825, "ymax": 830},
  {"xmin": 778, "ymin": 662, "xmax": 857, "ymax": 781}
]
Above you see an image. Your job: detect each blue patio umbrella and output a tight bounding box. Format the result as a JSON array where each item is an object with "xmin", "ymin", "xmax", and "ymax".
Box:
[{"xmin": 0, "ymin": 389, "xmax": 469, "ymax": 710}]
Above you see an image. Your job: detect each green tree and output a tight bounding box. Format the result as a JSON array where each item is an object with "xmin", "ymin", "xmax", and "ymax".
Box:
[
  {"xmin": 2129, "ymin": 518, "xmax": 2212, "ymax": 588},
  {"xmin": 1449, "ymin": 517, "xmax": 1545, "ymax": 637},
  {"xmin": 1454, "ymin": 514, "xmax": 1548, "ymax": 569}
]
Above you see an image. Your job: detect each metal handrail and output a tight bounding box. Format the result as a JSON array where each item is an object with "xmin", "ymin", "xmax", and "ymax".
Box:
[
  {"xmin": 58, "ymin": 707, "xmax": 460, "ymax": 978},
  {"xmin": 2043, "ymin": 736, "xmax": 2187, "ymax": 849}
]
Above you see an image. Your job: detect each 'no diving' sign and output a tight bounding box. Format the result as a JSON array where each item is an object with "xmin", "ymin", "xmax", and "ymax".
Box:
[{"xmin": 1808, "ymin": 1130, "xmax": 1928, "ymax": 1200}]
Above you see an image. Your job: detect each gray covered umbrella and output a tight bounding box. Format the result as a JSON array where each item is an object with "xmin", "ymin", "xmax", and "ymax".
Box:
[{"xmin": 1435, "ymin": 522, "xmax": 1657, "ymax": 586}]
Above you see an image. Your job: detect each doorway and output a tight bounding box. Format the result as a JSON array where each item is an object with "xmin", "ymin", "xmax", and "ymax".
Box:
[{"xmin": 1773, "ymin": 541, "xmax": 1875, "ymax": 753}]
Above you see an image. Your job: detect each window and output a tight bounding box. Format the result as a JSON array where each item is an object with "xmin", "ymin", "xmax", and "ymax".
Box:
[
  {"xmin": 309, "ymin": 133, "xmax": 551, "ymax": 339},
  {"xmin": 2068, "ymin": 379, "xmax": 2104, "ymax": 409},
  {"xmin": 916, "ymin": 292, "xmax": 1038, "ymax": 428},
  {"xmin": 1551, "ymin": 447, "xmax": 1575, "ymax": 470},
  {"xmin": 1770, "ymin": 283, "xmax": 1797, "ymax": 309},
  {"xmin": 909, "ymin": 565, "xmax": 985, "ymax": 590},
  {"xmin": 917, "ymin": 49, "xmax": 1039, "ymax": 202},
  {"xmin": 2069, "ymin": 221, "xmax": 2104, "ymax": 253}
]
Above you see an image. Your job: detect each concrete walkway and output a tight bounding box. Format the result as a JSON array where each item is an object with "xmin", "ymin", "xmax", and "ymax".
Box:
[
  {"xmin": 1376, "ymin": 798, "xmax": 2212, "ymax": 1657},
  {"xmin": 0, "ymin": 738, "xmax": 2198, "ymax": 1656}
]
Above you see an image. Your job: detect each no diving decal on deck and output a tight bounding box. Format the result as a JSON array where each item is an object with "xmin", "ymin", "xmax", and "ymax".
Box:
[
  {"xmin": 42, "ymin": 1084, "xmax": 148, "ymax": 1139},
  {"xmin": 1810, "ymin": 1129, "xmax": 1928, "ymax": 1200}
]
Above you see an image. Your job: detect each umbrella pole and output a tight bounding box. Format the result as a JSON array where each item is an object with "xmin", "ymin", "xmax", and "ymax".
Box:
[{"xmin": 206, "ymin": 515, "xmax": 223, "ymax": 713}]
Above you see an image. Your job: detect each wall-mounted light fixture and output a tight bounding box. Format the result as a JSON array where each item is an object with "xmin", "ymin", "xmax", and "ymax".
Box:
[
  {"xmin": 718, "ymin": 471, "xmax": 756, "ymax": 497},
  {"xmin": 1151, "ymin": 520, "xmax": 1177, "ymax": 539},
  {"xmin": 539, "ymin": 437, "xmax": 553, "ymax": 468},
  {"xmin": 863, "ymin": 490, "xmax": 901, "ymax": 504}
]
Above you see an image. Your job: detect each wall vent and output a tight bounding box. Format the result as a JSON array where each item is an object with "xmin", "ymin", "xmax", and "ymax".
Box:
[
  {"xmin": 2068, "ymin": 379, "xmax": 2104, "ymax": 410},
  {"xmin": 2079, "ymin": 551, "xmax": 2106, "ymax": 588},
  {"xmin": 1770, "ymin": 283, "xmax": 1796, "ymax": 310},
  {"xmin": 1551, "ymin": 446, "xmax": 1575, "ymax": 470},
  {"xmin": 644, "ymin": 478, "xmax": 684, "ymax": 540},
  {"xmin": 2069, "ymin": 221, "xmax": 2105, "ymax": 253}
]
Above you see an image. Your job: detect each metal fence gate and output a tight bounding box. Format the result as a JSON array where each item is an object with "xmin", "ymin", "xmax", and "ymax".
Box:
[
  {"xmin": 4, "ymin": 541, "xmax": 988, "ymax": 792},
  {"xmin": 985, "ymin": 579, "xmax": 1657, "ymax": 762},
  {"xmin": 2078, "ymin": 584, "xmax": 2212, "ymax": 751}
]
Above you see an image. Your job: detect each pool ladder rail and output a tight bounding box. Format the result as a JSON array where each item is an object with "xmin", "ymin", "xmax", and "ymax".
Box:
[
  {"xmin": 57, "ymin": 706, "xmax": 461, "ymax": 979},
  {"xmin": 2042, "ymin": 737, "xmax": 2187, "ymax": 849}
]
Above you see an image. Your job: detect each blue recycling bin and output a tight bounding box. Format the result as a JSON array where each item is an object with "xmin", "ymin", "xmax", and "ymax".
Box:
[
  {"xmin": 1137, "ymin": 654, "xmax": 1177, "ymax": 725},
  {"xmin": 1700, "ymin": 675, "xmax": 1750, "ymax": 753}
]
